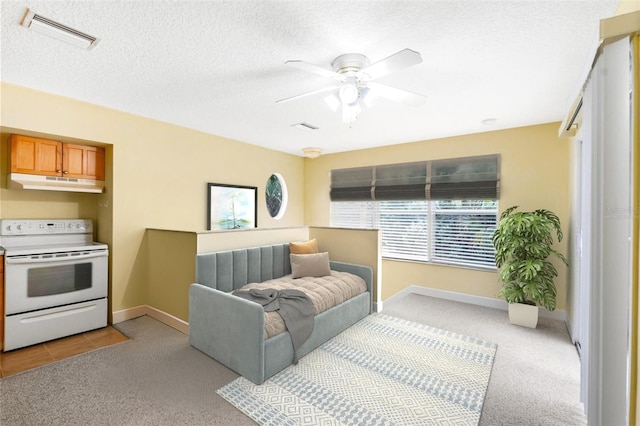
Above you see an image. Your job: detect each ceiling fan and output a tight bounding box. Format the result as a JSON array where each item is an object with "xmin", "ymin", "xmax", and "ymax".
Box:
[{"xmin": 276, "ymin": 48, "xmax": 427, "ymax": 124}]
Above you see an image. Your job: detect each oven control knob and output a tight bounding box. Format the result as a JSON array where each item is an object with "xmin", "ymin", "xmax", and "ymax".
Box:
[
  {"xmin": 16, "ymin": 225, "xmax": 23, "ymax": 231},
  {"xmin": 6, "ymin": 225, "xmax": 12, "ymax": 232}
]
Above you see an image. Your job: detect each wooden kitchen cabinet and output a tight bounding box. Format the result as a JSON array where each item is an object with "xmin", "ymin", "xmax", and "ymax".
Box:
[
  {"xmin": 10, "ymin": 135, "xmax": 105, "ymax": 181},
  {"xmin": 10, "ymin": 134, "xmax": 61, "ymax": 176},
  {"xmin": 63, "ymin": 144, "xmax": 105, "ymax": 180}
]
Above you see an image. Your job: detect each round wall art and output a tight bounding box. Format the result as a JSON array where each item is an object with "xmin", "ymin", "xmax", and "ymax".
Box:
[{"xmin": 266, "ymin": 173, "xmax": 288, "ymax": 219}]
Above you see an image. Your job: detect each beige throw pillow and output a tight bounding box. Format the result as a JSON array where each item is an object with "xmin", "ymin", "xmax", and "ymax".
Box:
[
  {"xmin": 290, "ymin": 252, "xmax": 331, "ymax": 278},
  {"xmin": 289, "ymin": 238, "xmax": 318, "ymax": 254}
]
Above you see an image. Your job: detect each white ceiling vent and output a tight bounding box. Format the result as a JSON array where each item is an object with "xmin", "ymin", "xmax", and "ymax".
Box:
[
  {"xmin": 291, "ymin": 122, "xmax": 319, "ymax": 130},
  {"xmin": 21, "ymin": 8, "xmax": 99, "ymax": 50}
]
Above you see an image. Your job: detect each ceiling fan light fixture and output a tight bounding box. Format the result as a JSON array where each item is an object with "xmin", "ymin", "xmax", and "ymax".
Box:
[
  {"xmin": 342, "ymin": 101, "xmax": 361, "ymax": 125},
  {"xmin": 280, "ymin": 48, "xmax": 425, "ymax": 125},
  {"xmin": 20, "ymin": 8, "xmax": 99, "ymax": 50},
  {"xmin": 331, "ymin": 53, "xmax": 370, "ymax": 75},
  {"xmin": 338, "ymin": 84, "xmax": 359, "ymax": 104}
]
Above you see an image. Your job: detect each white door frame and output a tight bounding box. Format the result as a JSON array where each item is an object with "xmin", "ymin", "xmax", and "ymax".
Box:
[{"xmin": 580, "ymin": 36, "xmax": 633, "ymax": 426}]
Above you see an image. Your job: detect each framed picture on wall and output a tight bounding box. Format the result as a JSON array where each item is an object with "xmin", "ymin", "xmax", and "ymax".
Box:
[{"xmin": 207, "ymin": 183, "xmax": 257, "ymax": 230}]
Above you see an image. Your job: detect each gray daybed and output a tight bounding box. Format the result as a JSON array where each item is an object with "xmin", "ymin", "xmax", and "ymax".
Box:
[{"xmin": 188, "ymin": 243, "xmax": 373, "ymax": 385}]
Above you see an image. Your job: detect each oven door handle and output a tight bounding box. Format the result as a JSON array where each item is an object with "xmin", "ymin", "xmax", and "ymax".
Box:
[{"xmin": 5, "ymin": 251, "xmax": 108, "ymax": 265}]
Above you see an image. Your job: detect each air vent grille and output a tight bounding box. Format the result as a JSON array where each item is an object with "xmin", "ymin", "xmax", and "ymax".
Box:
[
  {"xmin": 21, "ymin": 8, "xmax": 99, "ymax": 50},
  {"xmin": 291, "ymin": 122, "xmax": 319, "ymax": 130},
  {"xmin": 31, "ymin": 14, "xmax": 97, "ymax": 44}
]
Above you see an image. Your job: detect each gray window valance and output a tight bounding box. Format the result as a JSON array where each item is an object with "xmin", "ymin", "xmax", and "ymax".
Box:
[
  {"xmin": 329, "ymin": 166, "xmax": 374, "ymax": 201},
  {"xmin": 330, "ymin": 154, "xmax": 500, "ymax": 201}
]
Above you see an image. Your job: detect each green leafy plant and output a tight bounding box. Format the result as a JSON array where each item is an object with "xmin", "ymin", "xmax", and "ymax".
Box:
[{"xmin": 492, "ymin": 206, "xmax": 568, "ymax": 311}]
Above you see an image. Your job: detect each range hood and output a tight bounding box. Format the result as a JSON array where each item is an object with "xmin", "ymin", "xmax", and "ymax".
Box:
[{"xmin": 9, "ymin": 173, "xmax": 105, "ymax": 193}]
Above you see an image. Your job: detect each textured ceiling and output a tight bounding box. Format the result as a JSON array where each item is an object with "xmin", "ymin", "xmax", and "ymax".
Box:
[{"xmin": 0, "ymin": 0, "xmax": 621, "ymax": 156}]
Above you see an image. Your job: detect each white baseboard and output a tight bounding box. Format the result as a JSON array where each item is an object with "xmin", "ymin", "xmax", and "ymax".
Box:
[
  {"xmin": 112, "ymin": 305, "xmax": 148, "ymax": 323},
  {"xmin": 112, "ymin": 305, "xmax": 189, "ymax": 335},
  {"xmin": 111, "ymin": 288, "xmax": 568, "ymax": 337},
  {"xmin": 382, "ymin": 285, "xmax": 568, "ymax": 323}
]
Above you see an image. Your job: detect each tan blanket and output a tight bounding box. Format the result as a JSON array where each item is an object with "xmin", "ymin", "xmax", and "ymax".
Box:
[{"xmin": 238, "ymin": 271, "xmax": 367, "ymax": 339}]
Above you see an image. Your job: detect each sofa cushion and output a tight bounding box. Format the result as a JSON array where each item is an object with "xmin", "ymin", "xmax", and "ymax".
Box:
[
  {"xmin": 289, "ymin": 238, "xmax": 318, "ymax": 254},
  {"xmin": 290, "ymin": 252, "xmax": 331, "ymax": 278}
]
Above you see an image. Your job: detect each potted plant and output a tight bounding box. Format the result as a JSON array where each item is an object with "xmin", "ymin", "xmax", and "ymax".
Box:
[{"xmin": 492, "ymin": 206, "xmax": 568, "ymax": 328}]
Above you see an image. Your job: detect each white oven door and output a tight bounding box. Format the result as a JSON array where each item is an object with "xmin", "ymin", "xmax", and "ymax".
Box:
[{"xmin": 4, "ymin": 249, "xmax": 108, "ymax": 315}]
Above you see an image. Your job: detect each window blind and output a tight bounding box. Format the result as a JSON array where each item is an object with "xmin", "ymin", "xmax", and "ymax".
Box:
[
  {"xmin": 379, "ymin": 200, "xmax": 429, "ymax": 261},
  {"xmin": 431, "ymin": 200, "xmax": 497, "ymax": 268},
  {"xmin": 374, "ymin": 162, "xmax": 427, "ymax": 200},
  {"xmin": 329, "ymin": 166, "xmax": 373, "ymax": 201},
  {"xmin": 329, "ymin": 200, "xmax": 376, "ymax": 228},
  {"xmin": 330, "ymin": 155, "xmax": 499, "ymax": 202},
  {"xmin": 430, "ymin": 155, "xmax": 500, "ymax": 199}
]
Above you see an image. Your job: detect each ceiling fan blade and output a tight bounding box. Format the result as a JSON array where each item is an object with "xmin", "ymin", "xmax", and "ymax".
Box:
[
  {"xmin": 285, "ymin": 60, "xmax": 344, "ymax": 81},
  {"xmin": 358, "ymin": 49, "xmax": 423, "ymax": 81},
  {"xmin": 366, "ymin": 82, "xmax": 427, "ymax": 107},
  {"xmin": 276, "ymin": 85, "xmax": 338, "ymax": 104}
]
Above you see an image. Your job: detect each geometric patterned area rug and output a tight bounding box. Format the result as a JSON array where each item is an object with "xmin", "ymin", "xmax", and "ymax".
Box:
[{"xmin": 217, "ymin": 314, "xmax": 497, "ymax": 425}]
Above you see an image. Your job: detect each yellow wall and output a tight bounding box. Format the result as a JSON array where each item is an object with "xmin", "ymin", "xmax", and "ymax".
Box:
[
  {"xmin": 0, "ymin": 81, "xmax": 572, "ymax": 316},
  {"xmin": 310, "ymin": 227, "xmax": 381, "ymax": 305},
  {"xmin": 147, "ymin": 229, "xmax": 197, "ymax": 321},
  {"xmin": 0, "ymin": 82, "xmax": 305, "ymax": 318},
  {"xmin": 196, "ymin": 227, "xmax": 309, "ymax": 253},
  {"xmin": 304, "ymin": 122, "xmax": 571, "ymax": 308},
  {"xmin": 617, "ymin": 0, "xmax": 640, "ymax": 15}
]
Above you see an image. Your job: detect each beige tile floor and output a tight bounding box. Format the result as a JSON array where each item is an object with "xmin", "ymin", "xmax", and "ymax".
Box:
[{"xmin": 0, "ymin": 326, "xmax": 128, "ymax": 378}]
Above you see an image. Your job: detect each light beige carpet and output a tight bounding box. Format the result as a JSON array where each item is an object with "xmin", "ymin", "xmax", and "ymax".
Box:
[
  {"xmin": 0, "ymin": 294, "xmax": 584, "ymax": 425},
  {"xmin": 383, "ymin": 293, "xmax": 586, "ymax": 426}
]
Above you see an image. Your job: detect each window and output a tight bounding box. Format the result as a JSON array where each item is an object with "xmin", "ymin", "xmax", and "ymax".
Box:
[
  {"xmin": 380, "ymin": 200, "xmax": 429, "ymax": 261},
  {"xmin": 431, "ymin": 199, "xmax": 497, "ymax": 268},
  {"xmin": 329, "ymin": 154, "xmax": 500, "ymax": 269},
  {"xmin": 330, "ymin": 199, "xmax": 497, "ymax": 269}
]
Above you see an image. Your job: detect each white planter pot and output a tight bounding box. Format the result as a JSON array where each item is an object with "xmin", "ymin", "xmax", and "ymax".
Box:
[{"xmin": 508, "ymin": 303, "xmax": 539, "ymax": 328}]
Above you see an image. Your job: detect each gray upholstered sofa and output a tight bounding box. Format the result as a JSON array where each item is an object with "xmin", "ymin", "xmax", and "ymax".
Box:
[{"xmin": 188, "ymin": 243, "xmax": 373, "ymax": 385}]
